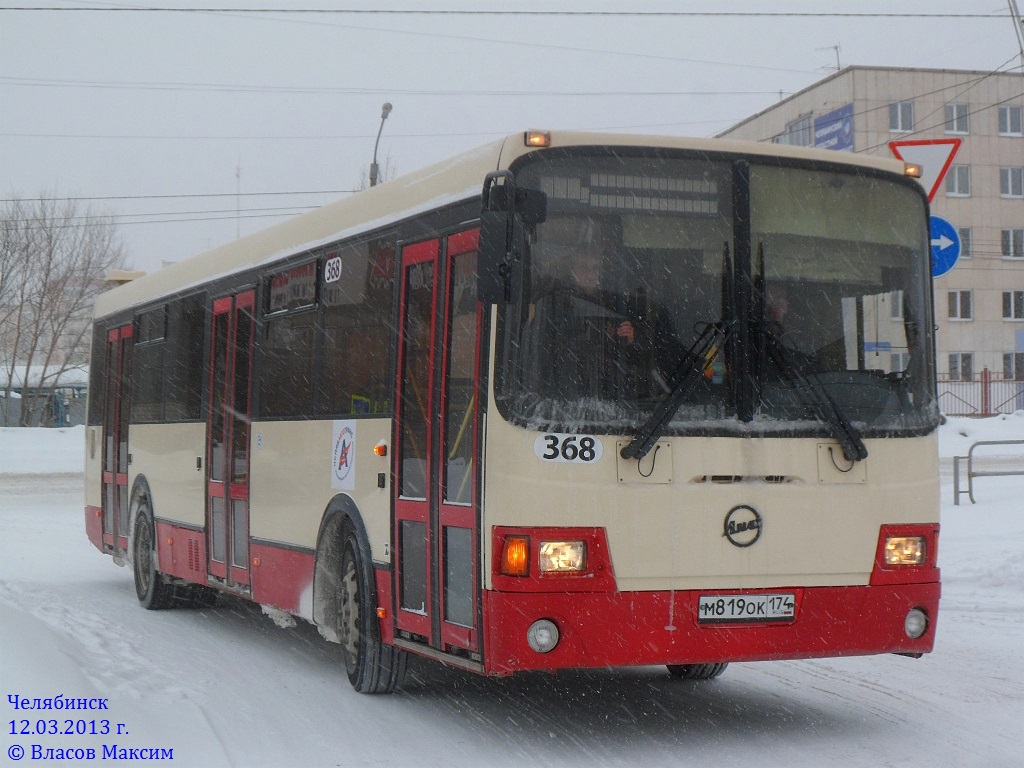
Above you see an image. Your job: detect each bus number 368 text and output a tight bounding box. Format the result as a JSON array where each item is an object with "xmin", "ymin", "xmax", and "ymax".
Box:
[{"xmin": 533, "ymin": 434, "xmax": 604, "ymax": 463}]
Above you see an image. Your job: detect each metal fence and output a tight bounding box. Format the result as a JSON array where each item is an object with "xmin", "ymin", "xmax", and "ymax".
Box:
[
  {"xmin": 953, "ymin": 440, "xmax": 1024, "ymax": 505},
  {"xmin": 938, "ymin": 369, "xmax": 1024, "ymax": 416}
]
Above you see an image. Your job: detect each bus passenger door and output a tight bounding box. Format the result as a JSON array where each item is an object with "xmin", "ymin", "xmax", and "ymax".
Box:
[
  {"xmin": 101, "ymin": 324, "xmax": 132, "ymax": 552},
  {"xmin": 436, "ymin": 230, "xmax": 482, "ymax": 653},
  {"xmin": 206, "ymin": 291, "xmax": 256, "ymax": 590},
  {"xmin": 394, "ymin": 240, "xmax": 438, "ymax": 642},
  {"xmin": 394, "ymin": 231, "xmax": 482, "ymax": 655}
]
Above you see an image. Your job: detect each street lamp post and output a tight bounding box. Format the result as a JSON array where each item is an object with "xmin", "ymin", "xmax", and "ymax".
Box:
[{"xmin": 370, "ymin": 102, "xmax": 393, "ymax": 187}]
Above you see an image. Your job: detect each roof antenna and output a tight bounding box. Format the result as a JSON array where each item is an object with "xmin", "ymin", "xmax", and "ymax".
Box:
[{"xmin": 816, "ymin": 44, "xmax": 841, "ymax": 73}]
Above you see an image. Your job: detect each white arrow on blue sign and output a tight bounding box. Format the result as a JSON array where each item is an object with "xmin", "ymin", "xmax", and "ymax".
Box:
[{"xmin": 929, "ymin": 215, "xmax": 960, "ymax": 278}]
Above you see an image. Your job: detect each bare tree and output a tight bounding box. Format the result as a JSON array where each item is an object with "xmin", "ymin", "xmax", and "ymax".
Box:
[
  {"xmin": 1, "ymin": 195, "xmax": 126, "ymax": 426},
  {"xmin": 356, "ymin": 152, "xmax": 398, "ymax": 191}
]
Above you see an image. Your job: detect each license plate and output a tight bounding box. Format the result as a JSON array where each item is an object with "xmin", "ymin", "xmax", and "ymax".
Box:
[{"xmin": 698, "ymin": 593, "xmax": 796, "ymax": 623}]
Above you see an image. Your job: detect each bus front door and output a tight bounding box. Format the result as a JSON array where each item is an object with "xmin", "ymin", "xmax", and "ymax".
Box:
[
  {"xmin": 205, "ymin": 291, "xmax": 256, "ymax": 591},
  {"xmin": 101, "ymin": 324, "xmax": 132, "ymax": 553},
  {"xmin": 394, "ymin": 231, "xmax": 482, "ymax": 656}
]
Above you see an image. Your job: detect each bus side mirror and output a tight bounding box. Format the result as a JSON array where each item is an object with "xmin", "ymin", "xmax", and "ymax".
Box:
[
  {"xmin": 479, "ymin": 209, "xmax": 512, "ymax": 304},
  {"xmin": 478, "ymin": 172, "xmax": 547, "ymax": 304}
]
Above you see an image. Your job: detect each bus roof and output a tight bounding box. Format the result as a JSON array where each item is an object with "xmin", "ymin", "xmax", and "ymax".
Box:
[{"xmin": 94, "ymin": 131, "xmax": 909, "ymax": 320}]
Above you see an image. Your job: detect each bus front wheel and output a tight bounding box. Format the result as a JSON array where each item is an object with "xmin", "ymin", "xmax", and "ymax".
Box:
[
  {"xmin": 132, "ymin": 503, "xmax": 174, "ymax": 610},
  {"xmin": 338, "ymin": 532, "xmax": 407, "ymax": 693},
  {"xmin": 667, "ymin": 663, "xmax": 729, "ymax": 680}
]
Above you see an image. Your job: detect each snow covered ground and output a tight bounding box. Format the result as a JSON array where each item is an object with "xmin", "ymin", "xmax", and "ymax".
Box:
[{"xmin": 1, "ymin": 417, "xmax": 1022, "ymax": 767}]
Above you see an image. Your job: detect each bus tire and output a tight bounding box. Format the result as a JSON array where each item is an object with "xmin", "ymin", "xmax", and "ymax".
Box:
[
  {"xmin": 339, "ymin": 532, "xmax": 407, "ymax": 693},
  {"xmin": 132, "ymin": 502, "xmax": 174, "ymax": 610},
  {"xmin": 667, "ymin": 663, "xmax": 729, "ymax": 680}
]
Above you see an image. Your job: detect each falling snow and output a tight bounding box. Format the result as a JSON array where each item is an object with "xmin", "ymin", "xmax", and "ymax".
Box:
[{"xmin": 1, "ymin": 418, "xmax": 1022, "ymax": 767}]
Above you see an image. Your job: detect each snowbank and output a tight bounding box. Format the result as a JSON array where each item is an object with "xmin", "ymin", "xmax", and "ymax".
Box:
[
  {"xmin": 0, "ymin": 426, "xmax": 85, "ymax": 474},
  {"xmin": 939, "ymin": 411, "xmax": 1024, "ymax": 458}
]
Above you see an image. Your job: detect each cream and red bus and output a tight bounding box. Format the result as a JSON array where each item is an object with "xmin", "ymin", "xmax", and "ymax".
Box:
[{"xmin": 85, "ymin": 131, "xmax": 941, "ymax": 693}]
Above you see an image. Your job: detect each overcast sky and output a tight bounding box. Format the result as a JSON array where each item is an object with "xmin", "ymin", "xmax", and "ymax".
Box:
[{"xmin": 1, "ymin": 1, "xmax": 1020, "ymax": 273}]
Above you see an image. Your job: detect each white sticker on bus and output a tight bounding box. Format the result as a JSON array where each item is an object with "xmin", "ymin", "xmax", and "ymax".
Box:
[
  {"xmin": 324, "ymin": 255, "xmax": 342, "ymax": 284},
  {"xmin": 533, "ymin": 433, "xmax": 603, "ymax": 463},
  {"xmin": 332, "ymin": 420, "xmax": 357, "ymax": 490}
]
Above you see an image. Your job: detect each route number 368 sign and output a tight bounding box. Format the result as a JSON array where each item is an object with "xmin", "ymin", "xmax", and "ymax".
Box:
[{"xmin": 533, "ymin": 433, "xmax": 604, "ymax": 463}]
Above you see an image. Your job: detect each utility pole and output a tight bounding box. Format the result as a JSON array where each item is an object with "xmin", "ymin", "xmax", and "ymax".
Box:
[
  {"xmin": 1009, "ymin": 1, "xmax": 1024, "ymax": 71},
  {"xmin": 235, "ymin": 159, "xmax": 241, "ymax": 239}
]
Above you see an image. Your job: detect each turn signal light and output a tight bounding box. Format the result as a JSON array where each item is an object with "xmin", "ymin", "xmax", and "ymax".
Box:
[
  {"xmin": 524, "ymin": 131, "xmax": 551, "ymax": 148},
  {"xmin": 500, "ymin": 535, "xmax": 530, "ymax": 577},
  {"xmin": 904, "ymin": 162, "xmax": 923, "ymax": 178}
]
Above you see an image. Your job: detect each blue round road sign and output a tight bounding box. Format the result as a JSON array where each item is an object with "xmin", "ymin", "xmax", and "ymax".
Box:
[{"xmin": 930, "ymin": 215, "xmax": 960, "ymax": 278}]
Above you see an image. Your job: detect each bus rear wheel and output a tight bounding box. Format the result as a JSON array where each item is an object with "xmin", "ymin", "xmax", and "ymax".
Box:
[
  {"xmin": 133, "ymin": 505, "xmax": 174, "ymax": 610},
  {"xmin": 338, "ymin": 533, "xmax": 407, "ymax": 694},
  {"xmin": 667, "ymin": 663, "xmax": 729, "ymax": 680}
]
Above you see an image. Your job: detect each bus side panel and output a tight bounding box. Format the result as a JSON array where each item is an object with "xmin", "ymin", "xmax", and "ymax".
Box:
[
  {"xmin": 85, "ymin": 425, "xmax": 103, "ymax": 552},
  {"xmin": 155, "ymin": 521, "xmax": 207, "ymax": 584},
  {"xmin": 130, "ymin": 423, "xmax": 207, "ymax": 529},
  {"xmin": 375, "ymin": 567, "xmax": 396, "ymax": 645},
  {"xmin": 250, "ymin": 541, "xmax": 316, "ymax": 616},
  {"xmin": 85, "ymin": 505, "xmax": 103, "ymax": 551},
  {"xmin": 482, "ymin": 581, "xmax": 940, "ymax": 675}
]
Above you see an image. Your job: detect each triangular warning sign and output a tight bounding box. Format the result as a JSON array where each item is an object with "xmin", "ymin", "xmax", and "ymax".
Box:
[{"xmin": 889, "ymin": 138, "xmax": 962, "ymax": 202}]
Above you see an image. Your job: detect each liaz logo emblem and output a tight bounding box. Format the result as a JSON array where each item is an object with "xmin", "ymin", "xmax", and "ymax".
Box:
[{"xmin": 723, "ymin": 505, "xmax": 762, "ymax": 548}]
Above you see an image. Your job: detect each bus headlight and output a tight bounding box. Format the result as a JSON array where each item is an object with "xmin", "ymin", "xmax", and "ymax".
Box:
[
  {"xmin": 527, "ymin": 619, "xmax": 560, "ymax": 653},
  {"xmin": 539, "ymin": 541, "xmax": 586, "ymax": 573},
  {"xmin": 885, "ymin": 536, "xmax": 926, "ymax": 565},
  {"xmin": 905, "ymin": 608, "xmax": 928, "ymax": 639}
]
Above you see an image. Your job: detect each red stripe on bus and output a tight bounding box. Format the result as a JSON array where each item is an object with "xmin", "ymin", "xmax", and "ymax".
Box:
[
  {"xmin": 155, "ymin": 522, "xmax": 207, "ymax": 583},
  {"xmin": 84, "ymin": 506, "xmax": 103, "ymax": 551},
  {"xmin": 250, "ymin": 541, "xmax": 315, "ymax": 615}
]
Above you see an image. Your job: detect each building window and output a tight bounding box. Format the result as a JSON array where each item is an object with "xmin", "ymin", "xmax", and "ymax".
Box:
[
  {"xmin": 1004, "ymin": 352, "xmax": 1024, "ymax": 380},
  {"xmin": 949, "ymin": 352, "xmax": 973, "ymax": 381},
  {"xmin": 891, "ymin": 352, "xmax": 910, "ymax": 374},
  {"xmin": 1004, "ymin": 291, "xmax": 1024, "ymax": 320},
  {"xmin": 946, "ymin": 165, "xmax": 971, "ymax": 197},
  {"xmin": 773, "ymin": 113, "xmax": 813, "ymax": 147},
  {"xmin": 999, "ymin": 105, "xmax": 1023, "ymax": 136},
  {"xmin": 1000, "ymin": 167, "xmax": 1024, "ymax": 198},
  {"xmin": 958, "ymin": 227, "xmax": 972, "ymax": 258},
  {"xmin": 948, "ymin": 290, "xmax": 972, "ymax": 320},
  {"xmin": 944, "ymin": 102, "xmax": 969, "ymax": 134},
  {"xmin": 1003, "ymin": 229, "xmax": 1024, "ymax": 260},
  {"xmin": 889, "ymin": 101, "xmax": 914, "ymax": 132}
]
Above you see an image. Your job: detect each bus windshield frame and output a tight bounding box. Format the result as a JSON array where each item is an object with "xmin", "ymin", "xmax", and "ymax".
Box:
[{"xmin": 493, "ymin": 146, "xmax": 939, "ymax": 440}]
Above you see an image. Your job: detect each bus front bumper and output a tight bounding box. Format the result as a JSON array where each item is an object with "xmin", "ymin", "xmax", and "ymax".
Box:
[{"xmin": 482, "ymin": 581, "xmax": 940, "ymax": 675}]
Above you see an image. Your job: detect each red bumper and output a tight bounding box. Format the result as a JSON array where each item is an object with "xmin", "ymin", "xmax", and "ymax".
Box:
[
  {"xmin": 85, "ymin": 505, "xmax": 103, "ymax": 551},
  {"xmin": 482, "ymin": 581, "xmax": 940, "ymax": 675}
]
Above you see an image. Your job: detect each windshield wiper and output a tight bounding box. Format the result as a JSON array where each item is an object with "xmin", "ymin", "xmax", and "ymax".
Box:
[
  {"xmin": 762, "ymin": 328, "xmax": 868, "ymax": 463},
  {"xmin": 621, "ymin": 241, "xmax": 737, "ymax": 462},
  {"xmin": 620, "ymin": 319, "xmax": 733, "ymax": 461}
]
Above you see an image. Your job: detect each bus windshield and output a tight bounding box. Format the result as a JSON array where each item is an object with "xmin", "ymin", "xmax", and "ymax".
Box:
[{"xmin": 494, "ymin": 150, "xmax": 939, "ymax": 438}]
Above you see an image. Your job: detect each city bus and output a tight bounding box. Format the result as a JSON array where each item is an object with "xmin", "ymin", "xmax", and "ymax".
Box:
[{"xmin": 85, "ymin": 131, "xmax": 941, "ymax": 693}]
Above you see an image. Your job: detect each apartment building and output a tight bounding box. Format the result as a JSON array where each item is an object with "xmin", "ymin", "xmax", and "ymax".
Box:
[{"xmin": 718, "ymin": 66, "xmax": 1024, "ymax": 394}]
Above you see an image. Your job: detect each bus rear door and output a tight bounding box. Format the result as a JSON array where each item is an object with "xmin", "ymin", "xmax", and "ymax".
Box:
[{"xmin": 101, "ymin": 324, "xmax": 132, "ymax": 552}]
